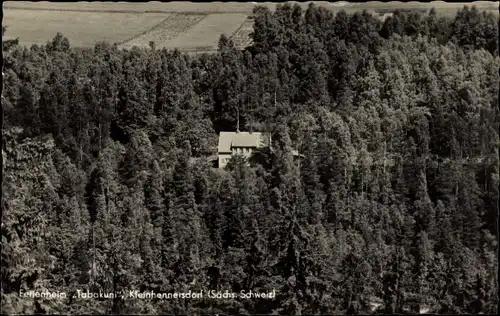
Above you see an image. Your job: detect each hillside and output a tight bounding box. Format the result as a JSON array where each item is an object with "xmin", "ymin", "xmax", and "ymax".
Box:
[
  {"xmin": 2, "ymin": 2, "xmax": 499, "ymax": 315},
  {"xmin": 3, "ymin": 1, "xmax": 498, "ymax": 50}
]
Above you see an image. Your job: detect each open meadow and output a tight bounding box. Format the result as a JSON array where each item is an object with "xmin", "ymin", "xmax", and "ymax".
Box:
[
  {"xmin": 3, "ymin": 1, "xmax": 498, "ymax": 50},
  {"xmin": 118, "ymin": 13, "xmax": 207, "ymax": 50},
  {"xmin": 164, "ymin": 13, "xmax": 249, "ymax": 51},
  {"xmin": 2, "ymin": 8, "xmax": 170, "ymax": 48},
  {"xmin": 232, "ymin": 19, "xmax": 255, "ymax": 50},
  {"xmin": 4, "ymin": 1, "xmax": 498, "ymax": 14}
]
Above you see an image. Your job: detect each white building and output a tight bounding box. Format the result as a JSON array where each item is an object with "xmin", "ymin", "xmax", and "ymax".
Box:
[{"xmin": 217, "ymin": 131, "xmax": 268, "ymax": 168}]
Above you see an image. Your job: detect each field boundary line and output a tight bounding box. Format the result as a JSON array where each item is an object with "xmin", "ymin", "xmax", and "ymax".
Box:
[
  {"xmin": 119, "ymin": 13, "xmax": 209, "ymax": 50},
  {"xmin": 162, "ymin": 14, "xmax": 210, "ymax": 47},
  {"xmin": 116, "ymin": 14, "xmax": 175, "ymax": 46},
  {"xmin": 230, "ymin": 19, "xmax": 255, "ymax": 50},
  {"xmin": 229, "ymin": 16, "xmax": 251, "ymax": 40}
]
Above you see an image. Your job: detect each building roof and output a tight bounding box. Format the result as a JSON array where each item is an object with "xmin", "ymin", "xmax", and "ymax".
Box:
[
  {"xmin": 218, "ymin": 131, "xmax": 264, "ymax": 153},
  {"xmin": 232, "ymin": 133, "xmax": 261, "ymax": 147}
]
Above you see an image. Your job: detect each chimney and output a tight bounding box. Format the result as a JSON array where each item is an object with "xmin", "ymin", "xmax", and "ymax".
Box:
[{"xmin": 236, "ymin": 107, "xmax": 240, "ymax": 133}]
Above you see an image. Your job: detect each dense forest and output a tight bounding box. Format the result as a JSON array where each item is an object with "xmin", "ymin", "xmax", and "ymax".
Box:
[{"xmin": 2, "ymin": 4, "xmax": 499, "ymax": 315}]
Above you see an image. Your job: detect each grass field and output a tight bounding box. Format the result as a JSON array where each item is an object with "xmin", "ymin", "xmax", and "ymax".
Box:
[
  {"xmin": 3, "ymin": 1, "xmax": 497, "ymax": 50},
  {"xmin": 164, "ymin": 13, "xmax": 249, "ymax": 51},
  {"xmin": 4, "ymin": 1, "xmax": 497, "ymax": 14},
  {"xmin": 231, "ymin": 19, "xmax": 255, "ymax": 50},
  {"xmin": 2, "ymin": 1, "xmax": 256, "ymax": 13},
  {"xmin": 119, "ymin": 14, "xmax": 207, "ymax": 50},
  {"xmin": 2, "ymin": 8, "xmax": 169, "ymax": 48}
]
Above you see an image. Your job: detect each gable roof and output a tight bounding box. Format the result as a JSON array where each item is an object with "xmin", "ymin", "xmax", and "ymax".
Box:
[
  {"xmin": 232, "ymin": 133, "xmax": 261, "ymax": 147},
  {"xmin": 218, "ymin": 131, "xmax": 265, "ymax": 153}
]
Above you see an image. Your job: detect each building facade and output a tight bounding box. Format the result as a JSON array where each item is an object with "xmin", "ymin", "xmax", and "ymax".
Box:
[{"xmin": 217, "ymin": 131, "xmax": 267, "ymax": 168}]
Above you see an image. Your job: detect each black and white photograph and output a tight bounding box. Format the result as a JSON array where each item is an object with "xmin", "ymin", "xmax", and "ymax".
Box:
[{"xmin": 1, "ymin": 1, "xmax": 499, "ymax": 314}]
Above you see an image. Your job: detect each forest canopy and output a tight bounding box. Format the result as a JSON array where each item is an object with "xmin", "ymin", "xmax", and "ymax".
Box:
[{"xmin": 2, "ymin": 4, "xmax": 499, "ymax": 315}]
